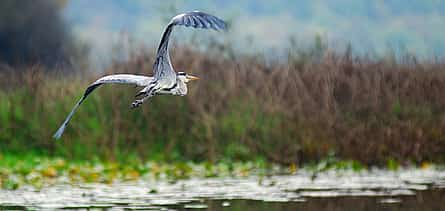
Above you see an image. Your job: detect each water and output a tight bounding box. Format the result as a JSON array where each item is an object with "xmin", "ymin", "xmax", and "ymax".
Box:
[{"xmin": 1, "ymin": 168, "xmax": 444, "ymax": 210}]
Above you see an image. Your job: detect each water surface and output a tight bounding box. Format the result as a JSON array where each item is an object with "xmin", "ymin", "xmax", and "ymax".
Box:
[{"xmin": 1, "ymin": 168, "xmax": 444, "ymax": 210}]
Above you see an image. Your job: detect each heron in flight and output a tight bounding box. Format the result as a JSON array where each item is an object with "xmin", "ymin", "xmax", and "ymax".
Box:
[{"xmin": 53, "ymin": 11, "xmax": 226, "ymax": 139}]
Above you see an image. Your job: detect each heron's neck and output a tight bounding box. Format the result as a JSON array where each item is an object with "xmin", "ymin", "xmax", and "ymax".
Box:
[{"xmin": 176, "ymin": 78, "xmax": 188, "ymax": 96}]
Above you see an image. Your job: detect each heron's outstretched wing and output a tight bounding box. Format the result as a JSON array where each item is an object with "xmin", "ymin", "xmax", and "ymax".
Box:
[
  {"xmin": 153, "ymin": 11, "xmax": 226, "ymax": 84},
  {"xmin": 53, "ymin": 74, "xmax": 153, "ymax": 140}
]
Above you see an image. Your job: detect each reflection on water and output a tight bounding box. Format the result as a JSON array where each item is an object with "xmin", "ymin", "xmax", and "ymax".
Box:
[
  {"xmin": 0, "ymin": 168, "xmax": 444, "ymax": 210},
  {"xmin": 175, "ymin": 190, "xmax": 444, "ymax": 211}
]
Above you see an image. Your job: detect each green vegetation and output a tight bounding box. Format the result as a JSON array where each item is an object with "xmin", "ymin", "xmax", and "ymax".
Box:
[
  {"xmin": 1, "ymin": 152, "xmax": 439, "ymax": 190},
  {"xmin": 0, "ymin": 153, "xmax": 277, "ymax": 190},
  {"xmin": 1, "ymin": 46, "xmax": 445, "ymax": 171}
]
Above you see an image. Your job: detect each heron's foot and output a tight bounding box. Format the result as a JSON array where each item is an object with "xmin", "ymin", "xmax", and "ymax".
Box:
[{"xmin": 131, "ymin": 100, "xmax": 144, "ymax": 109}]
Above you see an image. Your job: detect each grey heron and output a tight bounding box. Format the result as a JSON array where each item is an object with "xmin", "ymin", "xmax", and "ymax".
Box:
[{"xmin": 53, "ymin": 11, "xmax": 226, "ymax": 139}]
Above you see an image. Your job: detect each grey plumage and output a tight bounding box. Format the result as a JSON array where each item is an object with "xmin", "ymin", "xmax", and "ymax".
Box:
[
  {"xmin": 53, "ymin": 11, "xmax": 226, "ymax": 139},
  {"xmin": 142, "ymin": 11, "xmax": 226, "ymax": 99}
]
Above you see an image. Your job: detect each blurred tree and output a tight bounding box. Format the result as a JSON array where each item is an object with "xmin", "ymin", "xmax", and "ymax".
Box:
[
  {"xmin": 54, "ymin": 0, "xmax": 69, "ymax": 9},
  {"xmin": 0, "ymin": 0, "xmax": 84, "ymax": 69}
]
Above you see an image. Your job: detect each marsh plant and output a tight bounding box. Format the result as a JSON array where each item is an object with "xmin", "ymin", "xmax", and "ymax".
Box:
[{"xmin": 1, "ymin": 43, "xmax": 445, "ymax": 166}]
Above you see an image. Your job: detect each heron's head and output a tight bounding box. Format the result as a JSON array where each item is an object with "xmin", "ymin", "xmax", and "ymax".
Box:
[{"xmin": 177, "ymin": 71, "xmax": 200, "ymax": 83}]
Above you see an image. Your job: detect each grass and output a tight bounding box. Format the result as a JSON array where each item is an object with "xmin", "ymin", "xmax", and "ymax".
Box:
[{"xmin": 1, "ymin": 45, "xmax": 445, "ymax": 167}]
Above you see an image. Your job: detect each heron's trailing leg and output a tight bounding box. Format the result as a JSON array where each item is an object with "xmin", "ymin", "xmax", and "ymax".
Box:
[
  {"xmin": 131, "ymin": 99, "xmax": 144, "ymax": 108},
  {"xmin": 131, "ymin": 93, "xmax": 153, "ymax": 108}
]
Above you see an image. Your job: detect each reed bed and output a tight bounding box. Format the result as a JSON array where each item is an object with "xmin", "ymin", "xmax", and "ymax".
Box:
[{"xmin": 1, "ymin": 45, "xmax": 445, "ymax": 166}]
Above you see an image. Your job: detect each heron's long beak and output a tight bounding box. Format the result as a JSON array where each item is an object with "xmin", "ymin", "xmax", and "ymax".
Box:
[{"xmin": 187, "ymin": 75, "xmax": 200, "ymax": 81}]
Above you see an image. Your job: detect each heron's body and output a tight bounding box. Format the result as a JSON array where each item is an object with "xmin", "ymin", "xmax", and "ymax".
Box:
[{"xmin": 53, "ymin": 11, "xmax": 226, "ymax": 139}]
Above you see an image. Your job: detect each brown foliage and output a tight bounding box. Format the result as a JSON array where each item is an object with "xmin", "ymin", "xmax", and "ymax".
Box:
[
  {"xmin": 103, "ymin": 46, "xmax": 445, "ymax": 164},
  {"xmin": 2, "ymin": 46, "xmax": 445, "ymax": 165}
]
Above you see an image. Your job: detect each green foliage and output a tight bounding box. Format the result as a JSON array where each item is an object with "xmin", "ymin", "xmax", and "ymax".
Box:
[
  {"xmin": 387, "ymin": 158, "xmax": 400, "ymax": 171},
  {"xmin": 1, "ymin": 46, "xmax": 445, "ymax": 166},
  {"xmin": 0, "ymin": 153, "xmax": 277, "ymax": 189},
  {"xmin": 305, "ymin": 152, "xmax": 365, "ymax": 174}
]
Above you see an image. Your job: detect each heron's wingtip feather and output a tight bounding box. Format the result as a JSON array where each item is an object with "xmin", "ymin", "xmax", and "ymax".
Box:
[{"xmin": 53, "ymin": 125, "xmax": 66, "ymax": 140}]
